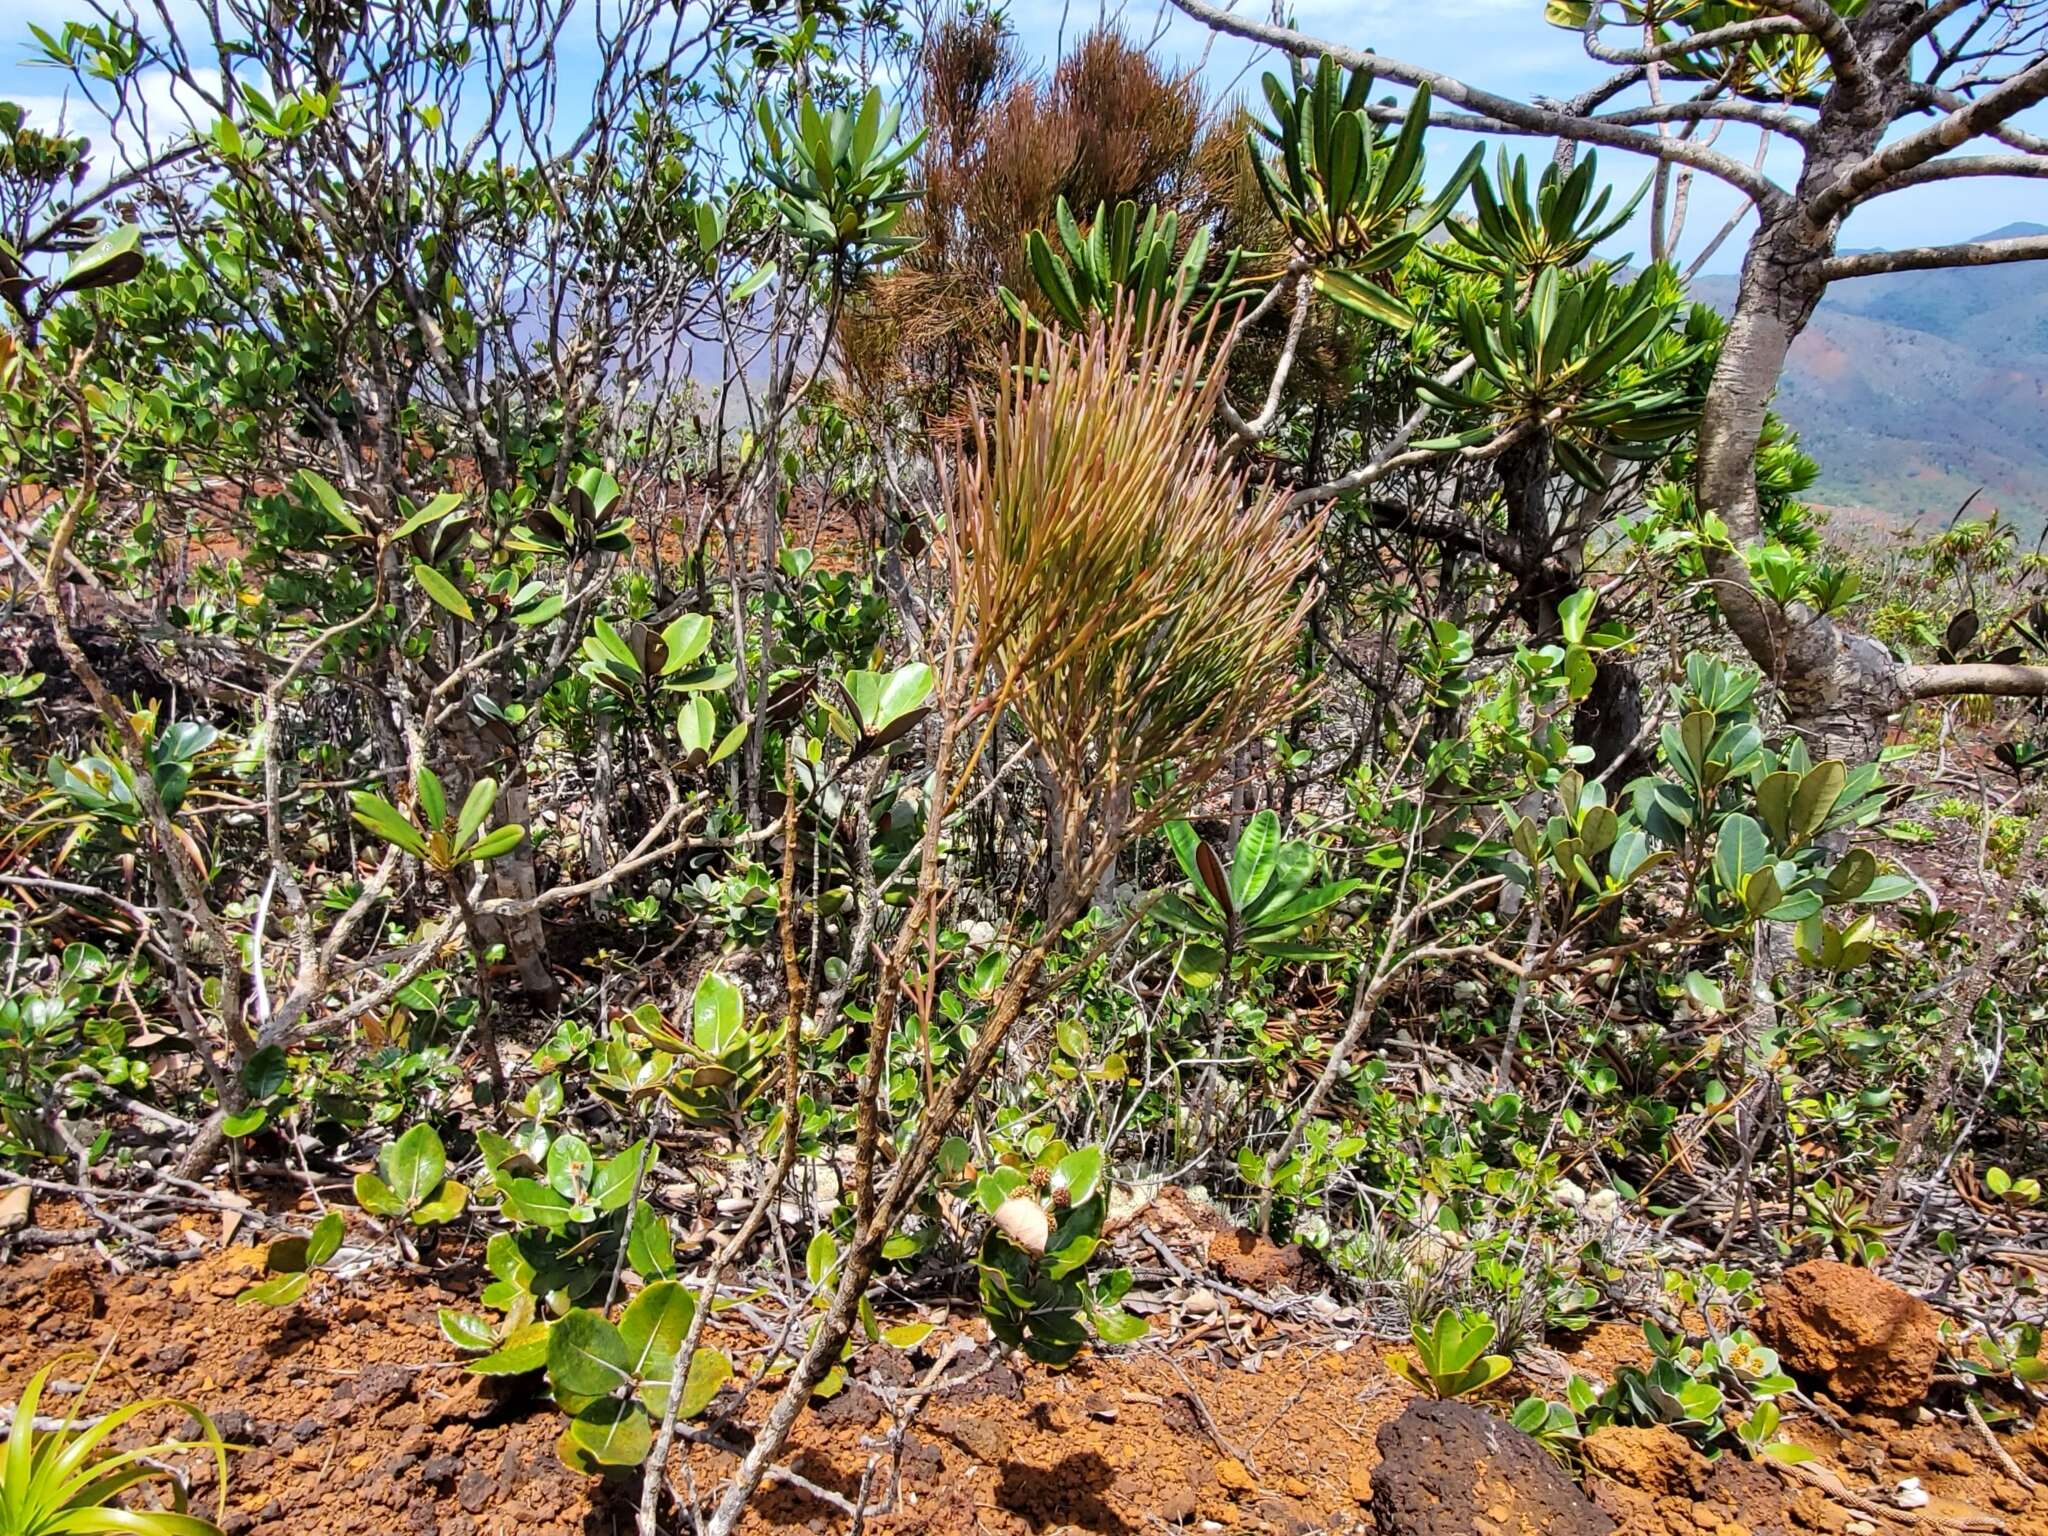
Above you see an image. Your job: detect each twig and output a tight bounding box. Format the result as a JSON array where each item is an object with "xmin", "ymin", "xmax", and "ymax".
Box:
[
  {"xmin": 1132, "ymin": 1224, "xmax": 1292, "ymax": 1318},
  {"xmin": 1967, "ymin": 1395, "xmax": 2040, "ymax": 1495},
  {"xmin": 1151, "ymin": 1347, "xmax": 1258, "ymax": 1479},
  {"xmin": 1771, "ymin": 1458, "xmax": 2005, "ymax": 1533}
]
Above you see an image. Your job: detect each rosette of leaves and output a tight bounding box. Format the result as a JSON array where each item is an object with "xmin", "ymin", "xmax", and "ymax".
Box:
[
  {"xmin": 1000, "ymin": 197, "xmax": 1239, "ymax": 331},
  {"xmin": 545, "ymin": 1281, "xmax": 733, "ymax": 1469},
  {"xmin": 1508, "ymin": 769, "xmax": 1660, "ymax": 917},
  {"xmin": 44, "ymin": 716, "xmax": 217, "ymax": 837},
  {"xmin": 1389, "ymin": 1308, "xmax": 1511, "ymax": 1399},
  {"xmin": 1442, "ymin": 148, "xmax": 1648, "ymax": 276},
  {"xmin": 505, "ymin": 465, "xmax": 634, "ymax": 560},
  {"xmin": 1245, "ymin": 54, "xmax": 1480, "ymax": 329},
  {"xmin": 1705, "ymin": 754, "xmax": 1901, "ymax": 946},
  {"xmin": 577, "ymin": 613, "xmax": 733, "ymax": 714},
  {"xmin": 238, "ymin": 1210, "xmax": 345, "ymax": 1307},
  {"xmin": 1155, "ymin": 811, "xmax": 1358, "ymax": 988},
  {"xmin": 1615, "ymin": 656, "xmax": 1906, "ymax": 947},
  {"xmin": 820, "ymin": 661, "xmax": 934, "ymax": 762},
  {"xmin": 441, "ymin": 1200, "xmax": 678, "ymax": 1376},
  {"xmin": 973, "ymin": 1147, "xmax": 1147, "ymax": 1366},
  {"xmin": 625, "ymin": 971, "xmax": 777, "ymax": 1127},
  {"xmin": 1957, "ymin": 1323, "xmax": 2048, "ymax": 1394},
  {"xmin": 1575, "ymin": 1321, "xmax": 1808, "ymax": 1462},
  {"xmin": 489, "ymin": 1128, "xmax": 648, "ymax": 1233},
  {"xmin": 754, "ymin": 86, "xmax": 924, "ymax": 283},
  {"xmin": 1415, "ymin": 263, "xmax": 1707, "ymax": 487},
  {"xmin": 0, "ymin": 1352, "xmax": 230, "ymax": 1536},
  {"xmin": 348, "ymin": 768, "xmax": 524, "ymax": 871},
  {"xmin": 1510, "ymin": 1393, "xmax": 1583, "ymax": 1457},
  {"xmin": 354, "ymin": 1122, "xmax": 470, "ymax": 1229}
]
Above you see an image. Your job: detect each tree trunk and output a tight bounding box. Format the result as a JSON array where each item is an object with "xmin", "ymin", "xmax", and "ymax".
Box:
[{"xmin": 442, "ymin": 713, "xmax": 557, "ymax": 1001}]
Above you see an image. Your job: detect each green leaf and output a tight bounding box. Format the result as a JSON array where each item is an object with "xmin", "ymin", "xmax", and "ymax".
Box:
[
  {"xmin": 548, "ymin": 1309, "xmax": 634, "ymax": 1398},
  {"xmin": 411, "ymin": 560, "xmax": 475, "ymax": 622},
  {"xmin": 237, "ymin": 1271, "xmax": 310, "ymax": 1307},
  {"xmin": 1713, "ymin": 814, "xmax": 1769, "ymax": 894},
  {"xmin": 692, "ymin": 971, "xmax": 745, "ymax": 1057},
  {"xmin": 657, "ymin": 614, "xmax": 713, "ymax": 675},
  {"xmin": 389, "ymin": 492, "xmax": 465, "ymax": 541},
  {"xmin": 679, "ymin": 1348, "xmax": 732, "ymax": 1418},
  {"xmin": 415, "ymin": 767, "xmax": 447, "ymax": 828},
  {"xmin": 307, "ymin": 1211, "xmax": 345, "ymax": 1266},
  {"xmin": 1791, "ymin": 760, "xmax": 1847, "ymax": 839},
  {"xmin": 1313, "ymin": 268, "xmax": 1416, "ymax": 330},
  {"xmin": 1051, "ymin": 1147, "xmax": 1104, "ymax": 1208},
  {"xmin": 353, "ymin": 1171, "xmax": 406, "ymax": 1218},
  {"xmin": 381, "ymin": 1123, "xmax": 448, "ymax": 1209},
  {"xmin": 1230, "ymin": 811, "xmax": 1280, "ymax": 911},
  {"xmin": 1175, "ymin": 941, "xmax": 1225, "ymax": 990},
  {"xmin": 621, "ymin": 1280, "xmax": 696, "ymax": 1379},
  {"xmin": 410, "ymin": 1180, "xmax": 470, "ymax": 1225},
  {"xmin": 222, "ymin": 1107, "xmax": 268, "ymax": 1137},
  {"xmin": 59, "ymin": 225, "xmax": 145, "ymax": 293},
  {"xmin": 349, "ymin": 791, "xmax": 427, "ymax": 859},
  {"xmin": 440, "ymin": 1310, "xmax": 499, "ymax": 1352},
  {"xmin": 297, "ymin": 469, "xmax": 364, "ymax": 536},
  {"xmin": 1557, "ymin": 588, "xmax": 1595, "ymax": 646},
  {"xmin": 547, "ymin": 1133, "xmax": 597, "ymax": 1201},
  {"xmin": 591, "ymin": 1144, "xmax": 648, "ymax": 1213},
  {"xmin": 567, "ymin": 1398, "xmax": 652, "ymax": 1466},
  {"xmin": 463, "ymin": 824, "xmax": 526, "ymax": 863},
  {"xmin": 627, "ymin": 1200, "xmax": 677, "ymax": 1280},
  {"xmin": 470, "ymin": 1322, "xmax": 551, "ymax": 1376},
  {"xmin": 456, "ymin": 777, "xmax": 499, "ymax": 847},
  {"xmin": 807, "ymin": 1229, "xmax": 839, "ymax": 1288}
]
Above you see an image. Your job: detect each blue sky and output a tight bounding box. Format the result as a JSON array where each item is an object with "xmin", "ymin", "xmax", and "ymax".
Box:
[{"xmin": 5, "ymin": 0, "xmax": 2044, "ymax": 276}]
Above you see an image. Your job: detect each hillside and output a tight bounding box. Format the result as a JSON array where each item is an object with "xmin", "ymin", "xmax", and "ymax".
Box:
[{"xmin": 1689, "ymin": 222, "xmax": 2048, "ymax": 531}]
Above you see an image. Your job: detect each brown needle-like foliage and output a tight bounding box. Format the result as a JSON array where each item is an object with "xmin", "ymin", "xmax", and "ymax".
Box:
[{"xmin": 953, "ymin": 301, "xmax": 1324, "ymax": 893}]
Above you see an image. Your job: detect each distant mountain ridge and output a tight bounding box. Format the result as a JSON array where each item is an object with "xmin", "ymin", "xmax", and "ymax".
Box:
[{"xmin": 1686, "ymin": 222, "xmax": 2048, "ymax": 533}]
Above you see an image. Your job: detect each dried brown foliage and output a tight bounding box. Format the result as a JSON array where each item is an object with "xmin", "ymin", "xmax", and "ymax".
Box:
[
  {"xmin": 951, "ymin": 303, "xmax": 1322, "ymax": 873},
  {"xmin": 846, "ymin": 20, "xmax": 1214, "ymax": 411}
]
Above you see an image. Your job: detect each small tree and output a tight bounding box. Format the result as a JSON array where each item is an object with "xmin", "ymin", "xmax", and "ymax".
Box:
[{"xmin": 1172, "ymin": 0, "xmax": 2048, "ymax": 759}]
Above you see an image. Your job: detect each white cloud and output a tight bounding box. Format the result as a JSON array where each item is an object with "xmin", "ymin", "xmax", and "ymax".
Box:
[{"xmin": 13, "ymin": 65, "xmax": 221, "ymax": 174}]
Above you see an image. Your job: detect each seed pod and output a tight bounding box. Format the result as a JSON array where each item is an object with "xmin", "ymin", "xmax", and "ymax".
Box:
[{"xmin": 991, "ymin": 1194, "xmax": 1050, "ymax": 1256}]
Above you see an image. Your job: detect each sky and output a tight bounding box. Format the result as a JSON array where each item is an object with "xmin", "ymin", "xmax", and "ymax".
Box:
[{"xmin": 4, "ymin": 0, "xmax": 2046, "ymax": 276}]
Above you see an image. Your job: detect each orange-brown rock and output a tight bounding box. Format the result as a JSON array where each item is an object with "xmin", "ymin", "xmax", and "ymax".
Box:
[
  {"xmin": 1206, "ymin": 1227, "xmax": 1316, "ymax": 1291},
  {"xmin": 1757, "ymin": 1259, "xmax": 1939, "ymax": 1410}
]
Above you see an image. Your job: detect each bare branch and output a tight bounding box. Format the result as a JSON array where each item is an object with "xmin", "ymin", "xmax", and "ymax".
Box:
[
  {"xmin": 1168, "ymin": 0, "xmax": 1789, "ymax": 207},
  {"xmin": 1812, "ymin": 54, "xmax": 2048, "ymax": 221},
  {"xmin": 1820, "ymin": 232, "xmax": 2048, "ymax": 280}
]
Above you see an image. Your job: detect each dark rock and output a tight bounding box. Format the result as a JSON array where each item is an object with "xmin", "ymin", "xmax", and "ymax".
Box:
[
  {"xmin": 1371, "ymin": 1399, "xmax": 1614, "ymax": 1536},
  {"xmin": 456, "ymin": 1467, "xmax": 495, "ymax": 1514},
  {"xmin": 354, "ymin": 1363, "xmax": 415, "ymax": 1412},
  {"xmin": 812, "ymin": 1383, "xmax": 884, "ymax": 1429}
]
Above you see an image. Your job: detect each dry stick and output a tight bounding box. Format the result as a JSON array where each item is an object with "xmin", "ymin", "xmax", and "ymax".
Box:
[
  {"xmin": 671, "ymin": 1427, "xmax": 861, "ymax": 1517},
  {"xmin": 1966, "ymin": 1395, "xmax": 2040, "ymax": 1495},
  {"xmin": 1131, "ymin": 1225, "xmax": 1292, "ymax": 1319},
  {"xmin": 636, "ymin": 767, "xmax": 808, "ymax": 1536},
  {"xmin": 1771, "ymin": 1459, "xmax": 2005, "ymax": 1534},
  {"xmin": 1152, "ymin": 1347, "xmax": 1257, "ymax": 1478}
]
